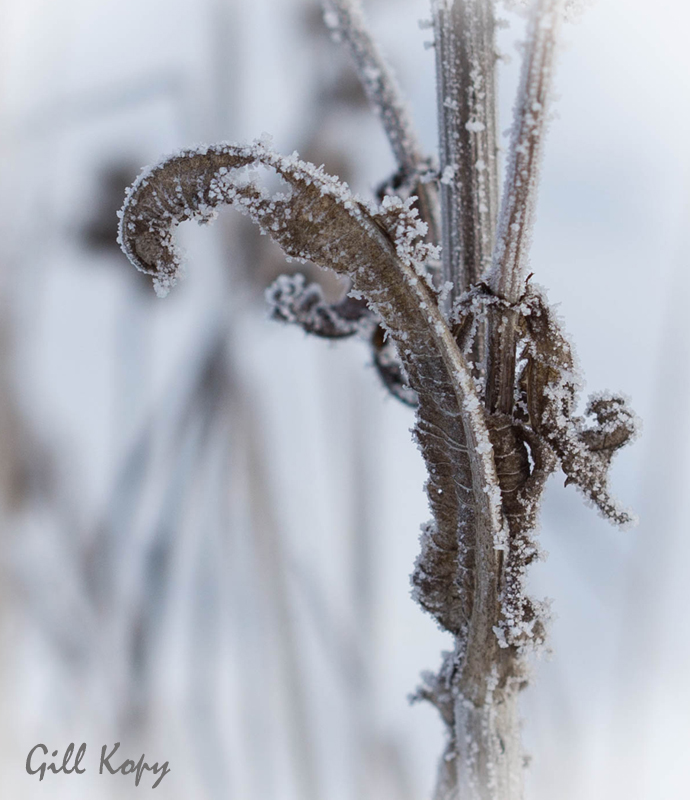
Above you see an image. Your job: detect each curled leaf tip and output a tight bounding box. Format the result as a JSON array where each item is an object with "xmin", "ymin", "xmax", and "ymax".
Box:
[
  {"xmin": 266, "ymin": 273, "xmax": 373, "ymax": 339},
  {"xmin": 118, "ymin": 140, "xmax": 436, "ymax": 298}
]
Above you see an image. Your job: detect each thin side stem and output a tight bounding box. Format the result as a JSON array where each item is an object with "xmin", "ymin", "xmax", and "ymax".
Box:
[
  {"xmin": 433, "ymin": 0, "xmax": 500, "ymax": 303},
  {"xmin": 490, "ymin": 0, "xmax": 562, "ymax": 303},
  {"xmin": 432, "ymin": 2, "xmax": 563, "ymax": 797},
  {"xmin": 324, "ymin": 0, "xmax": 425, "ymax": 174},
  {"xmin": 323, "ymin": 0, "xmax": 440, "ymax": 247},
  {"xmin": 485, "ymin": 0, "xmax": 562, "ymax": 416}
]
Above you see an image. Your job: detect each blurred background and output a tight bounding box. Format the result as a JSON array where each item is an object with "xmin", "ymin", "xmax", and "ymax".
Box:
[{"xmin": 1, "ymin": 0, "xmax": 689, "ymax": 797}]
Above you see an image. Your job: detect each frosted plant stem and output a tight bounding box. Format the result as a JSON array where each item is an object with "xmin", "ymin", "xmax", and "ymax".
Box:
[
  {"xmin": 485, "ymin": 0, "xmax": 562, "ymax": 415},
  {"xmin": 453, "ymin": 688, "xmax": 523, "ymax": 800},
  {"xmin": 323, "ymin": 0, "xmax": 439, "ymax": 246},
  {"xmin": 431, "ymin": 4, "xmax": 522, "ymax": 795},
  {"xmin": 432, "ymin": 0, "xmax": 499, "ymax": 304},
  {"xmin": 490, "ymin": 0, "xmax": 562, "ymax": 304},
  {"xmin": 432, "ymin": 688, "xmax": 523, "ymax": 800},
  {"xmin": 432, "ymin": 3, "xmax": 563, "ymax": 797}
]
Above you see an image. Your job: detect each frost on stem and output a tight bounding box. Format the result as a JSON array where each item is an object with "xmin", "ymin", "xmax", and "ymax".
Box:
[
  {"xmin": 490, "ymin": 0, "xmax": 563, "ymax": 303},
  {"xmin": 432, "ymin": 0, "xmax": 500, "ymax": 300}
]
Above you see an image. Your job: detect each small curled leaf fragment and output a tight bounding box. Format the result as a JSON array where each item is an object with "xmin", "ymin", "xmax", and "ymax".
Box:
[
  {"xmin": 266, "ymin": 273, "xmax": 374, "ymax": 339},
  {"xmin": 267, "ymin": 275, "xmax": 420, "ymax": 405},
  {"xmin": 520, "ymin": 288, "xmax": 636, "ymax": 527},
  {"xmin": 580, "ymin": 392, "xmax": 639, "ymax": 457}
]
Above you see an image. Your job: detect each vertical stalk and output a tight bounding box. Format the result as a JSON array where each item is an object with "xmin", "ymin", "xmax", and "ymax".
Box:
[
  {"xmin": 432, "ymin": 4, "xmax": 519, "ymax": 798},
  {"xmin": 433, "ymin": 2, "xmax": 562, "ymax": 797},
  {"xmin": 490, "ymin": 0, "xmax": 562, "ymax": 304},
  {"xmin": 433, "ymin": 0, "xmax": 499, "ymax": 305},
  {"xmin": 432, "ymin": 6, "xmax": 516, "ymax": 794},
  {"xmin": 453, "ymin": 689, "xmax": 523, "ymax": 800},
  {"xmin": 486, "ymin": 0, "xmax": 562, "ymax": 415}
]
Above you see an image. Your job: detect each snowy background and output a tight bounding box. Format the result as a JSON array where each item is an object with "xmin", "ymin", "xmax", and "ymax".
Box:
[{"xmin": 1, "ymin": 0, "xmax": 688, "ymax": 798}]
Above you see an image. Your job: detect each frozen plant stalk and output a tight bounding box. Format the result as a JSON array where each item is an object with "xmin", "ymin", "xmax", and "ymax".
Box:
[{"xmin": 118, "ymin": 1, "xmax": 638, "ymax": 797}]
